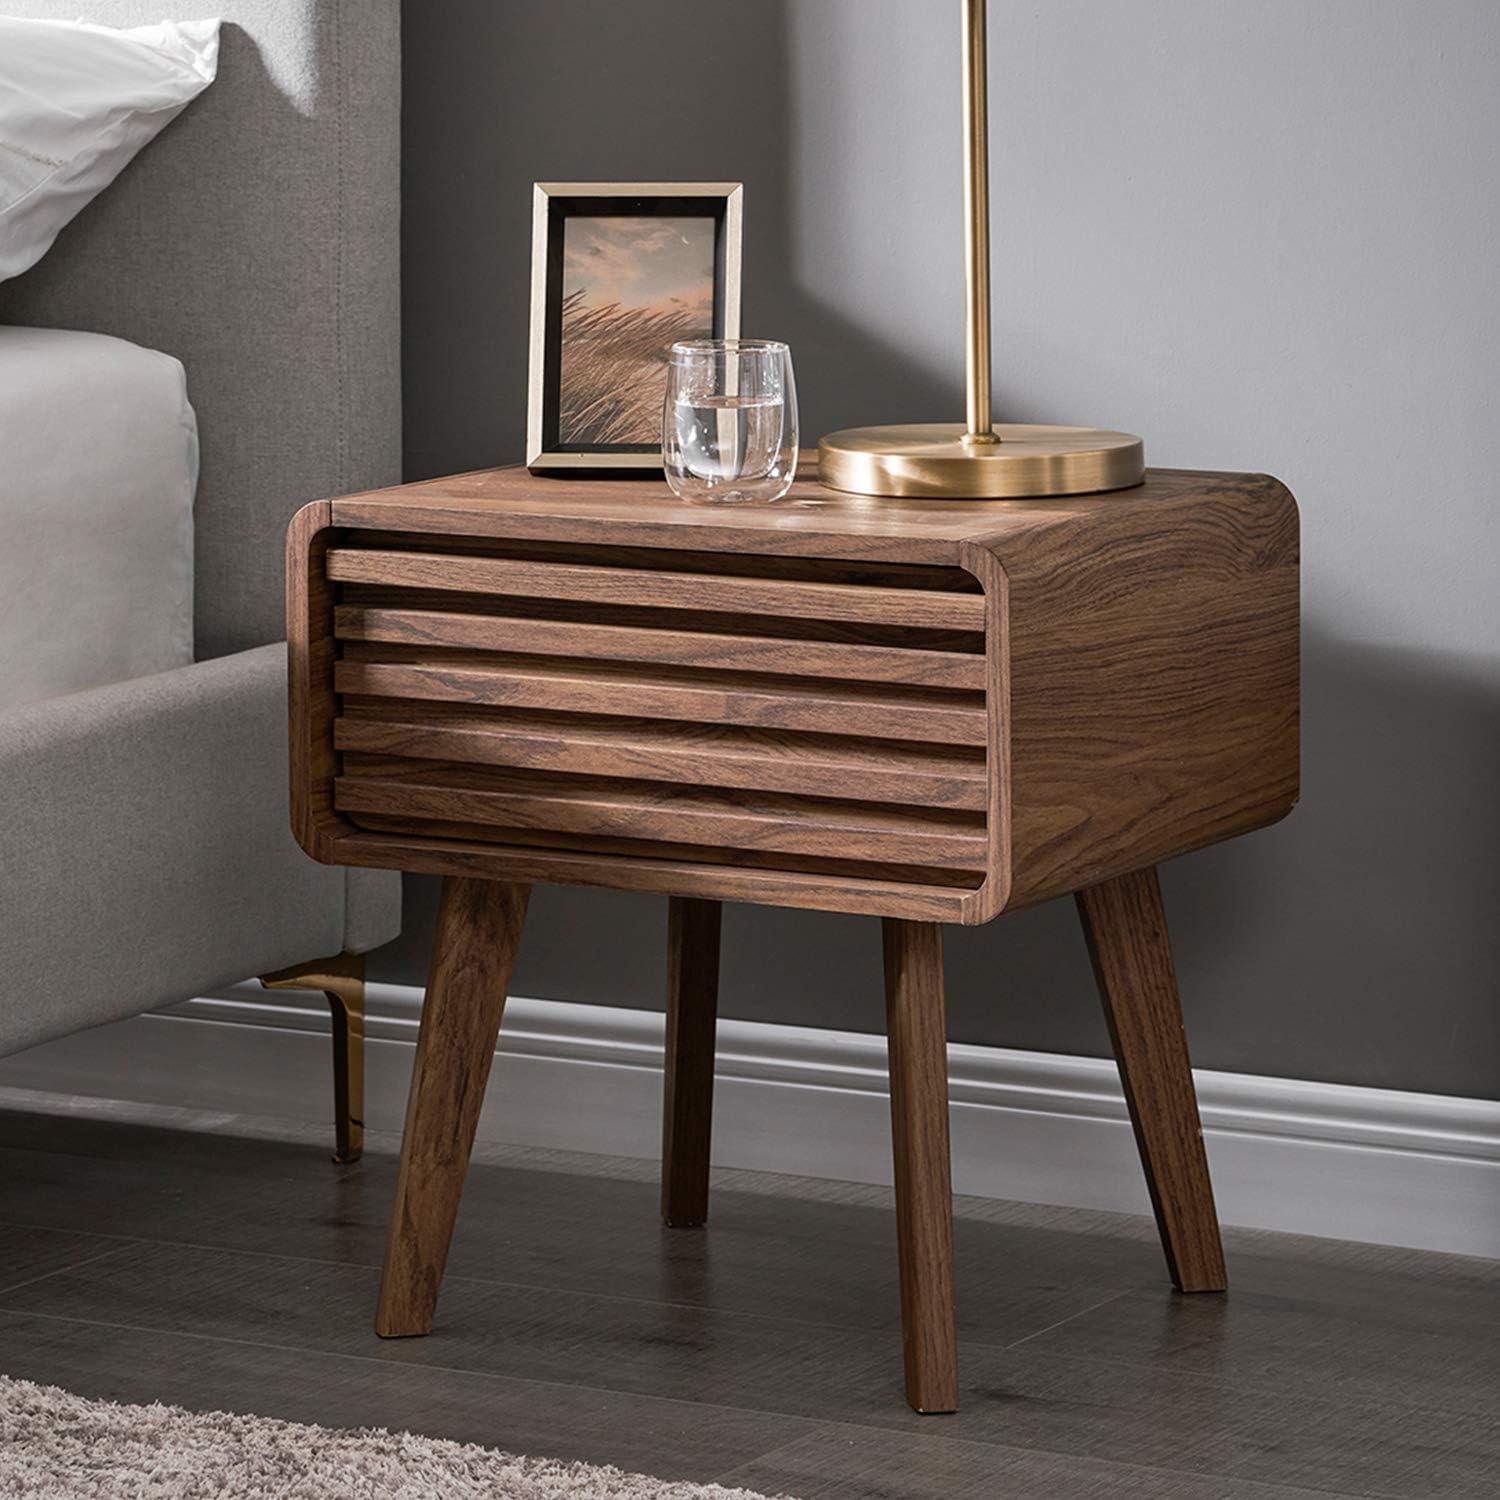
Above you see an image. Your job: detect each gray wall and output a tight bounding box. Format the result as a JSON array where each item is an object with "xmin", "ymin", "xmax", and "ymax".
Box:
[{"xmin": 390, "ymin": 0, "xmax": 1499, "ymax": 1100}]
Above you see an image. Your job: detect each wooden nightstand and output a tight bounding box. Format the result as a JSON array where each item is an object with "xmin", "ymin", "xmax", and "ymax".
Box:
[{"xmin": 286, "ymin": 459, "xmax": 1299, "ymax": 1414}]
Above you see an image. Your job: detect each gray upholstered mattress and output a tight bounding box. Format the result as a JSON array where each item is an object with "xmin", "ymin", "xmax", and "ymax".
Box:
[{"xmin": 0, "ymin": 325, "xmax": 196, "ymax": 709}]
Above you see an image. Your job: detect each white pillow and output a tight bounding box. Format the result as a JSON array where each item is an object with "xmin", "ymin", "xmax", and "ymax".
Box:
[{"xmin": 0, "ymin": 17, "xmax": 219, "ymax": 283}]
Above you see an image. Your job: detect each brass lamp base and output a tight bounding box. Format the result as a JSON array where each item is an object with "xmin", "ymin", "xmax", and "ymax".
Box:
[{"xmin": 818, "ymin": 422, "xmax": 1145, "ymax": 500}]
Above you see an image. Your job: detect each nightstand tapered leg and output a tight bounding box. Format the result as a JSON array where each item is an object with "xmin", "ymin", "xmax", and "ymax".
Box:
[
  {"xmin": 376, "ymin": 876, "xmax": 530, "ymax": 1338},
  {"xmin": 1076, "ymin": 866, "xmax": 1227, "ymax": 1293},
  {"xmin": 883, "ymin": 918, "xmax": 959, "ymax": 1415},
  {"xmin": 661, "ymin": 897, "xmax": 722, "ymax": 1227}
]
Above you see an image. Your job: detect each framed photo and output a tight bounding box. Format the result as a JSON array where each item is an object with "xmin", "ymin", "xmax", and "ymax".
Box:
[{"xmin": 526, "ymin": 182, "xmax": 743, "ymax": 471}]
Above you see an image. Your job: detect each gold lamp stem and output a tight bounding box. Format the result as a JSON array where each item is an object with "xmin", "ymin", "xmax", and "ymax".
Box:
[
  {"xmin": 815, "ymin": 0, "xmax": 1145, "ymax": 498},
  {"xmin": 962, "ymin": 0, "xmax": 996, "ymax": 443}
]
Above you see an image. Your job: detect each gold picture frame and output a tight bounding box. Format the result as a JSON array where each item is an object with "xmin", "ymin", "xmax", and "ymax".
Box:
[{"xmin": 526, "ymin": 182, "xmax": 743, "ymax": 472}]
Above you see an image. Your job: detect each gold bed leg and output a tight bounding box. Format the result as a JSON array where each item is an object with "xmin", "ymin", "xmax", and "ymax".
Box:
[{"xmin": 260, "ymin": 952, "xmax": 367, "ymax": 1164}]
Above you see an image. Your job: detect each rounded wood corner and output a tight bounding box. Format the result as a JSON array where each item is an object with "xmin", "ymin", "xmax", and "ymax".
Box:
[
  {"xmin": 958, "ymin": 866, "xmax": 1012, "ymax": 926},
  {"xmin": 1248, "ymin": 470, "xmax": 1298, "ymax": 508},
  {"xmin": 1238, "ymin": 473, "xmax": 1301, "ymax": 555},
  {"xmin": 287, "ymin": 496, "xmax": 334, "ymax": 543}
]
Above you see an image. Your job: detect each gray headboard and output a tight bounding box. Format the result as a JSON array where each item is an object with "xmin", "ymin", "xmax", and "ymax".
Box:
[{"xmin": 0, "ymin": 0, "xmax": 401, "ymax": 660}]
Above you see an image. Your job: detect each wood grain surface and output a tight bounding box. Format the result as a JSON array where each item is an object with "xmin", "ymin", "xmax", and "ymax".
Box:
[
  {"xmin": 291, "ymin": 521, "xmax": 994, "ymax": 916},
  {"xmin": 287, "ymin": 466, "xmax": 1298, "ymax": 920},
  {"xmin": 334, "ymin": 604, "xmax": 988, "ymax": 688},
  {"xmin": 332, "ymin": 651, "xmax": 988, "ymax": 746},
  {"xmin": 882, "ymin": 919, "xmax": 960, "ymax": 1414},
  {"xmin": 375, "ymin": 877, "xmax": 530, "ymax": 1338},
  {"xmin": 327, "ymin": 458, "xmax": 1256, "ymax": 564},
  {"xmin": 1076, "ymin": 867, "xmax": 1227, "ymax": 1293},
  {"xmin": 325, "ymin": 824, "xmax": 974, "ymax": 923},
  {"xmin": 336, "ymin": 760, "xmax": 987, "ymax": 873},
  {"xmin": 988, "ymin": 475, "xmax": 1299, "ymax": 908},
  {"xmin": 326, "ymin": 547, "xmax": 987, "ymax": 631},
  {"xmin": 285, "ymin": 500, "xmax": 339, "ymax": 862},
  {"xmin": 334, "ymin": 702, "xmax": 988, "ymax": 811}
]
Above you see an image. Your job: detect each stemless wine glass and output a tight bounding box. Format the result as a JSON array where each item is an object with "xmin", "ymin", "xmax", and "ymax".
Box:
[{"xmin": 663, "ymin": 339, "xmax": 798, "ymax": 503}]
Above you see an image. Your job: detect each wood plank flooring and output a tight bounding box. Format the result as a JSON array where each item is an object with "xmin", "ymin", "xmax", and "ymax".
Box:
[{"xmin": 0, "ymin": 1103, "xmax": 1495, "ymax": 1498}]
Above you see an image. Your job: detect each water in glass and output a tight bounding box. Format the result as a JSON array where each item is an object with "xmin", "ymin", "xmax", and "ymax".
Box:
[{"xmin": 663, "ymin": 340, "xmax": 797, "ymax": 503}]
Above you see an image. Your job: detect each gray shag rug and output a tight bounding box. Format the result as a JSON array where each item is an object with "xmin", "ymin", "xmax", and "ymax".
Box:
[{"xmin": 0, "ymin": 1376, "xmax": 792, "ymax": 1500}]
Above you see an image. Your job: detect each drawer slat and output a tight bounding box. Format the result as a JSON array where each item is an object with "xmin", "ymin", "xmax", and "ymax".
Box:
[
  {"xmin": 338, "ymin": 582, "xmax": 984, "ymax": 654},
  {"xmin": 334, "ymin": 657, "xmax": 988, "ymax": 746},
  {"xmin": 335, "ymin": 771, "xmax": 987, "ymax": 872},
  {"xmin": 326, "ymin": 548, "xmax": 988, "ymax": 631},
  {"xmin": 335, "ymin": 708, "xmax": 987, "ymax": 810},
  {"xmin": 334, "ymin": 605, "xmax": 985, "ymax": 691},
  {"xmin": 347, "ymin": 812, "xmax": 985, "ymax": 890}
]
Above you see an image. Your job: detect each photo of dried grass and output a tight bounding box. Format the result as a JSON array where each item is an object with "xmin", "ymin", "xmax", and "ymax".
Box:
[{"xmin": 558, "ymin": 216, "xmax": 714, "ymax": 446}]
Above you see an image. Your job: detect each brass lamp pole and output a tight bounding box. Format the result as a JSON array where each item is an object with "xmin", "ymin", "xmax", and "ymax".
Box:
[
  {"xmin": 962, "ymin": 0, "xmax": 995, "ymax": 448},
  {"xmin": 818, "ymin": 0, "xmax": 1144, "ymax": 499}
]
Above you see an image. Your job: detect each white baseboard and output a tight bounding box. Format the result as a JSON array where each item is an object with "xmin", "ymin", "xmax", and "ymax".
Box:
[{"xmin": 1, "ymin": 981, "xmax": 1496, "ymax": 1259}]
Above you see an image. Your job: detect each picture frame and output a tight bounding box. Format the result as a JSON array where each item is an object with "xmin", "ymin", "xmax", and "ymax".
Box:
[{"xmin": 526, "ymin": 182, "xmax": 743, "ymax": 472}]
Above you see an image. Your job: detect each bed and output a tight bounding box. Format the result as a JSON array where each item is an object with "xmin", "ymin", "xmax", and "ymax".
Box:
[{"xmin": 0, "ymin": 0, "xmax": 402, "ymax": 1152}]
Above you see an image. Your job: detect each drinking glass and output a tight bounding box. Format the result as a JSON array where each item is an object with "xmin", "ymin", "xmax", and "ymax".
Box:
[{"xmin": 663, "ymin": 339, "xmax": 798, "ymax": 503}]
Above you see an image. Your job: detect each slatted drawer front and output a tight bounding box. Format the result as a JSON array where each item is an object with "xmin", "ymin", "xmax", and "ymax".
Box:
[{"xmin": 326, "ymin": 538, "xmax": 992, "ymax": 893}]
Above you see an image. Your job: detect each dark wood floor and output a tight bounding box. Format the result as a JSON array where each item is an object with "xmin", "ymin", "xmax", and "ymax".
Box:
[{"xmin": 0, "ymin": 1102, "xmax": 1496, "ymax": 1499}]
